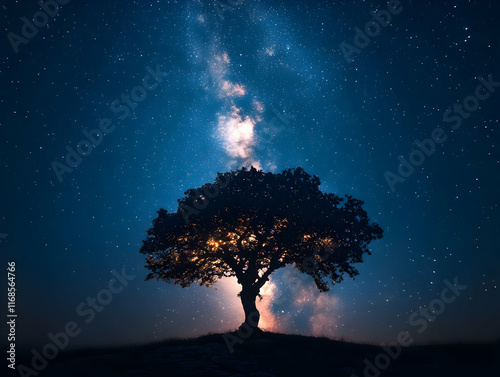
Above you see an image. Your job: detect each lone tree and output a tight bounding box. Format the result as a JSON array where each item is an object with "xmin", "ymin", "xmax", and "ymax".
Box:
[{"xmin": 140, "ymin": 167, "xmax": 383, "ymax": 330}]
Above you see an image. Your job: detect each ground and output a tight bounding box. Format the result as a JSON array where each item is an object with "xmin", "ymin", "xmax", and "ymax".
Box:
[{"xmin": 22, "ymin": 331, "xmax": 500, "ymax": 377}]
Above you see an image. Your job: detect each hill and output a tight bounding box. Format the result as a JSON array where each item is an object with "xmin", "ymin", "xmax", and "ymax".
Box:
[{"xmin": 19, "ymin": 331, "xmax": 500, "ymax": 377}]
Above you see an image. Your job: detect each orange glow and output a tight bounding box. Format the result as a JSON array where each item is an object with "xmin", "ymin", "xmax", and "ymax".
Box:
[{"xmin": 207, "ymin": 239, "xmax": 220, "ymax": 249}]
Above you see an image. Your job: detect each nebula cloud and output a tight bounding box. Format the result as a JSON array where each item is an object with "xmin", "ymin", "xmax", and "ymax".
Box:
[
  {"xmin": 256, "ymin": 267, "xmax": 340, "ymax": 337},
  {"xmin": 205, "ymin": 50, "xmax": 262, "ymax": 169}
]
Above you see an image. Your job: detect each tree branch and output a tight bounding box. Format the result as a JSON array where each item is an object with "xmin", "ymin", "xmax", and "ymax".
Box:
[{"xmin": 254, "ymin": 252, "xmax": 283, "ymax": 289}]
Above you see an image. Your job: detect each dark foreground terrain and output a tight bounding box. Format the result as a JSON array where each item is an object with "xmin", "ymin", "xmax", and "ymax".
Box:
[{"xmin": 20, "ymin": 331, "xmax": 500, "ymax": 377}]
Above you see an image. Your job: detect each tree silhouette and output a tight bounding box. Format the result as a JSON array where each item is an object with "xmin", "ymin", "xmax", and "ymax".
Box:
[{"xmin": 140, "ymin": 167, "xmax": 383, "ymax": 330}]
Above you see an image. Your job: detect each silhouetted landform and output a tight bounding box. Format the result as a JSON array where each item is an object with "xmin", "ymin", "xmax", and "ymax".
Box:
[{"xmin": 27, "ymin": 331, "xmax": 499, "ymax": 377}]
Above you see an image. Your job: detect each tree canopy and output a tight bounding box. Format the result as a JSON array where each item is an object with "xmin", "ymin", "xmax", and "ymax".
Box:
[{"xmin": 140, "ymin": 167, "xmax": 383, "ymax": 328}]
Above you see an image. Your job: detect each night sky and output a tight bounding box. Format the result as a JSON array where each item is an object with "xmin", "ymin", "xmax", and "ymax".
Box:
[{"xmin": 1, "ymin": 0, "xmax": 499, "ymax": 351}]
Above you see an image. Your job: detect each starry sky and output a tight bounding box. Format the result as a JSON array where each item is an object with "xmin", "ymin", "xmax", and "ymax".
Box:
[{"xmin": 1, "ymin": 0, "xmax": 499, "ymax": 351}]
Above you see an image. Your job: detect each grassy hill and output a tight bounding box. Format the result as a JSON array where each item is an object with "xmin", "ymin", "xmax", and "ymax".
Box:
[{"xmin": 19, "ymin": 331, "xmax": 500, "ymax": 377}]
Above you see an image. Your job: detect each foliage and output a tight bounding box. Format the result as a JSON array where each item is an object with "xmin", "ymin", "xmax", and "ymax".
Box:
[{"xmin": 140, "ymin": 167, "xmax": 383, "ymax": 294}]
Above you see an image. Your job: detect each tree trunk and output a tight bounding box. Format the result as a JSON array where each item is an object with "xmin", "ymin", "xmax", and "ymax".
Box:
[{"xmin": 239, "ymin": 287, "xmax": 260, "ymax": 330}]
